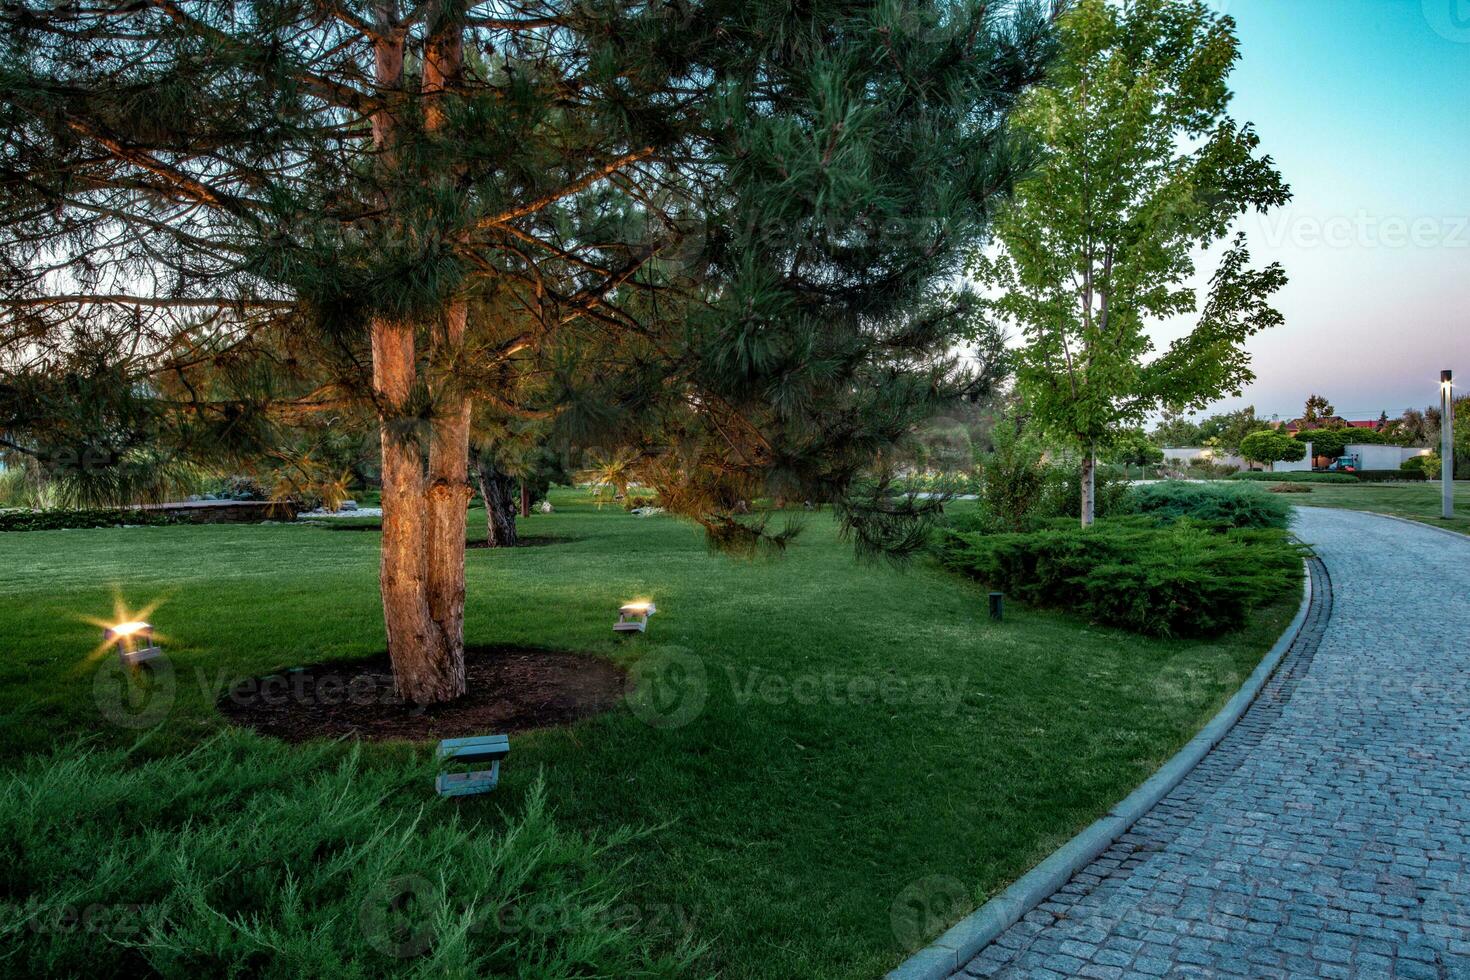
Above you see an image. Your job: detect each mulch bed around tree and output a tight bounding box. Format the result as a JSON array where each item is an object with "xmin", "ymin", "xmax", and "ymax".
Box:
[{"xmin": 218, "ymin": 647, "xmax": 626, "ymax": 742}]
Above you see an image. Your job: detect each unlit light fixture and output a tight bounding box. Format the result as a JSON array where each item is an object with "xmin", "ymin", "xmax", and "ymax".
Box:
[{"xmin": 435, "ymin": 734, "xmax": 510, "ymax": 797}]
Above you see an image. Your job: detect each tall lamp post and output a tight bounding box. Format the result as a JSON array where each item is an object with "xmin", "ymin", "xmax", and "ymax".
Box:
[{"xmin": 1442, "ymin": 369, "xmax": 1454, "ymax": 520}]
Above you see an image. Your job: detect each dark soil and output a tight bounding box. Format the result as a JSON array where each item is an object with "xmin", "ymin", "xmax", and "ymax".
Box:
[{"xmin": 218, "ymin": 647, "xmax": 625, "ymax": 742}]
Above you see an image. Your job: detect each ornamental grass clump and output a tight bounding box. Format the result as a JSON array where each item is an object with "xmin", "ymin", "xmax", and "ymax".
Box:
[{"xmin": 0, "ymin": 732, "xmax": 694, "ymax": 979}]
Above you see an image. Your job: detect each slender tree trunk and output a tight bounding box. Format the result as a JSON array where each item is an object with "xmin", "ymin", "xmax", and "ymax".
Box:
[
  {"xmin": 1080, "ymin": 445, "xmax": 1096, "ymax": 528},
  {"xmin": 473, "ymin": 453, "xmax": 519, "ymax": 547},
  {"xmin": 520, "ymin": 482, "xmax": 531, "ymax": 518},
  {"xmin": 420, "ymin": 300, "xmax": 472, "ymax": 701}
]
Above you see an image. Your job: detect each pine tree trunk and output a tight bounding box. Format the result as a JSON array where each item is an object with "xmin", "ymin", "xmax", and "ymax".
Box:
[
  {"xmin": 421, "ymin": 300, "xmax": 472, "ymax": 700},
  {"xmin": 520, "ymin": 483, "xmax": 531, "ymax": 518},
  {"xmin": 474, "ymin": 455, "xmax": 519, "ymax": 547},
  {"xmin": 1080, "ymin": 446, "xmax": 1096, "ymax": 528},
  {"xmin": 373, "ymin": 314, "xmax": 468, "ymax": 704},
  {"xmin": 363, "ymin": 7, "xmax": 471, "ymax": 705}
]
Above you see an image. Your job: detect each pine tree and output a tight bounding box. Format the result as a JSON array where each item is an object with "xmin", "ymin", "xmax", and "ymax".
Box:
[{"xmin": 1, "ymin": 0, "xmax": 1055, "ymax": 702}]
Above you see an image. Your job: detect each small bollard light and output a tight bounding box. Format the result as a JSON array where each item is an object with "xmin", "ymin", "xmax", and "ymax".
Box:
[
  {"xmin": 104, "ymin": 620, "xmax": 162, "ymax": 668},
  {"xmin": 988, "ymin": 592, "xmax": 1004, "ymax": 622},
  {"xmin": 613, "ymin": 600, "xmax": 656, "ymax": 634}
]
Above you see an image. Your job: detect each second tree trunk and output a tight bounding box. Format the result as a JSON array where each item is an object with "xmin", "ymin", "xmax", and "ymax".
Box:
[{"xmin": 474, "ymin": 457, "xmax": 519, "ymax": 547}]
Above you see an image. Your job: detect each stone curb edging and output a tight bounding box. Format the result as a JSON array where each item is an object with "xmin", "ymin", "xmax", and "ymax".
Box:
[{"xmin": 885, "ymin": 560, "xmax": 1317, "ymax": 980}]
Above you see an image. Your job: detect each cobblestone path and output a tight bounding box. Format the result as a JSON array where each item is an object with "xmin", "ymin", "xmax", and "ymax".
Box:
[{"xmin": 955, "ymin": 508, "xmax": 1470, "ymax": 980}]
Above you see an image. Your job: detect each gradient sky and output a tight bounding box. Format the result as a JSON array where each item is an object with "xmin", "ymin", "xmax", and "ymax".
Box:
[{"xmin": 1156, "ymin": 0, "xmax": 1469, "ymax": 423}]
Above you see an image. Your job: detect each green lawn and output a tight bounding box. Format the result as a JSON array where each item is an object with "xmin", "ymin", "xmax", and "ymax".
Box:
[
  {"xmin": 1283, "ymin": 479, "xmax": 1470, "ymax": 536},
  {"xmin": 0, "ymin": 490, "xmax": 1297, "ymax": 978}
]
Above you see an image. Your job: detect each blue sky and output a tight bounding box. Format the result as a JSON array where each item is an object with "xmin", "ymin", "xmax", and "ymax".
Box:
[{"xmin": 1179, "ymin": 0, "xmax": 1470, "ymax": 422}]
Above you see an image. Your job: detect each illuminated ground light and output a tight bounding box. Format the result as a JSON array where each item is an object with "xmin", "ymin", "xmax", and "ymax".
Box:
[
  {"xmin": 102, "ymin": 620, "xmax": 162, "ymax": 668},
  {"xmin": 613, "ymin": 600, "xmax": 657, "ymax": 634}
]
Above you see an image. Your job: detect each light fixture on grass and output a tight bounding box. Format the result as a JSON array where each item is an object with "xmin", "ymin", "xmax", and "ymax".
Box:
[
  {"xmin": 104, "ymin": 621, "xmax": 161, "ymax": 668},
  {"xmin": 614, "ymin": 600, "xmax": 656, "ymax": 633},
  {"xmin": 435, "ymin": 734, "xmax": 509, "ymax": 797}
]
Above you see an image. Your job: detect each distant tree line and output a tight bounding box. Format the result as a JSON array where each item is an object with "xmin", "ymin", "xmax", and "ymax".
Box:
[{"xmin": 1150, "ymin": 393, "xmax": 1470, "ymax": 476}]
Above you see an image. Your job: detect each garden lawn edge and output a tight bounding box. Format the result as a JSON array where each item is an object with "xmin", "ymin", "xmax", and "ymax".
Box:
[{"xmin": 885, "ymin": 558, "xmax": 1315, "ymax": 980}]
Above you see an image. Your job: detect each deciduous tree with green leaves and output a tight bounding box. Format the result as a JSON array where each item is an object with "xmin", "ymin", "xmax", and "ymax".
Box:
[
  {"xmin": 1104, "ymin": 429, "xmax": 1164, "ymax": 479},
  {"xmin": 969, "ymin": 0, "xmax": 1290, "ymax": 525},
  {"xmin": 1294, "ymin": 427, "xmax": 1354, "ymax": 463},
  {"xmin": 1206, "ymin": 406, "xmax": 1272, "ymax": 455},
  {"xmin": 1239, "ymin": 430, "xmax": 1305, "ymax": 471}
]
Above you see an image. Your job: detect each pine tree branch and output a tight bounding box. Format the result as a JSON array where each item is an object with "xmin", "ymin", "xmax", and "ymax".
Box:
[
  {"xmin": 62, "ymin": 116, "xmax": 260, "ymax": 216},
  {"xmin": 494, "ymin": 225, "xmax": 614, "ymax": 276},
  {"xmin": 140, "ymin": 0, "xmax": 382, "ymax": 114},
  {"xmin": 0, "ymin": 437, "xmax": 41, "ymax": 459},
  {"xmin": 2, "ymin": 295, "xmax": 293, "ymax": 310},
  {"xmin": 462, "ymin": 15, "xmax": 566, "ymax": 29},
  {"xmin": 554, "ymin": 245, "xmax": 661, "ymax": 325},
  {"xmin": 476, "ymin": 148, "xmax": 656, "ymax": 229},
  {"xmin": 318, "ymin": 0, "xmax": 385, "ymax": 40}
]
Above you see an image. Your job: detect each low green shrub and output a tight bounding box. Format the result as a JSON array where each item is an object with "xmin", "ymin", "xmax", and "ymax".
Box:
[
  {"xmin": 975, "ymin": 431, "xmax": 1048, "ymax": 531},
  {"xmin": 965, "ymin": 434, "xmax": 1130, "ymax": 533},
  {"xmin": 1123, "ymin": 482, "xmax": 1292, "ymax": 530},
  {"xmin": 1356, "ymin": 469, "xmax": 1426, "ymax": 482},
  {"xmin": 0, "ymin": 508, "xmax": 178, "ymax": 532},
  {"xmin": 936, "ymin": 521, "xmax": 1301, "ymax": 637},
  {"xmin": 0, "ymin": 733, "xmax": 694, "ymax": 979},
  {"xmin": 1225, "ymin": 471, "xmax": 1356, "ymax": 484},
  {"xmin": 1179, "ymin": 460, "xmax": 1239, "ymax": 480},
  {"xmin": 892, "ymin": 472, "xmax": 983, "ymax": 497},
  {"xmin": 1268, "ymin": 483, "xmax": 1313, "ymax": 494},
  {"xmin": 1039, "ymin": 463, "xmax": 1131, "ymax": 522}
]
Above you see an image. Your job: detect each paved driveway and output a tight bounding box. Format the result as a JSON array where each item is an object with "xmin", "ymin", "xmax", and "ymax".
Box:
[{"xmin": 955, "ymin": 508, "xmax": 1470, "ymax": 979}]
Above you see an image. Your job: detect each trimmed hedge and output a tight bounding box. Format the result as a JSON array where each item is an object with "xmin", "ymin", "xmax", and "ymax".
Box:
[
  {"xmin": 1355, "ymin": 469, "xmax": 1426, "ymax": 482},
  {"xmin": 1226, "ymin": 471, "xmax": 1357, "ymax": 484},
  {"xmin": 0, "ymin": 508, "xmax": 177, "ymax": 532},
  {"xmin": 936, "ymin": 521, "xmax": 1302, "ymax": 637},
  {"xmin": 1124, "ymin": 482, "xmax": 1292, "ymax": 530}
]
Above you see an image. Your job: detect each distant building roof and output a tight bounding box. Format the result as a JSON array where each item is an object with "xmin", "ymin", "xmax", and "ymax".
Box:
[{"xmin": 1281, "ymin": 415, "xmax": 1385, "ymax": 434}]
